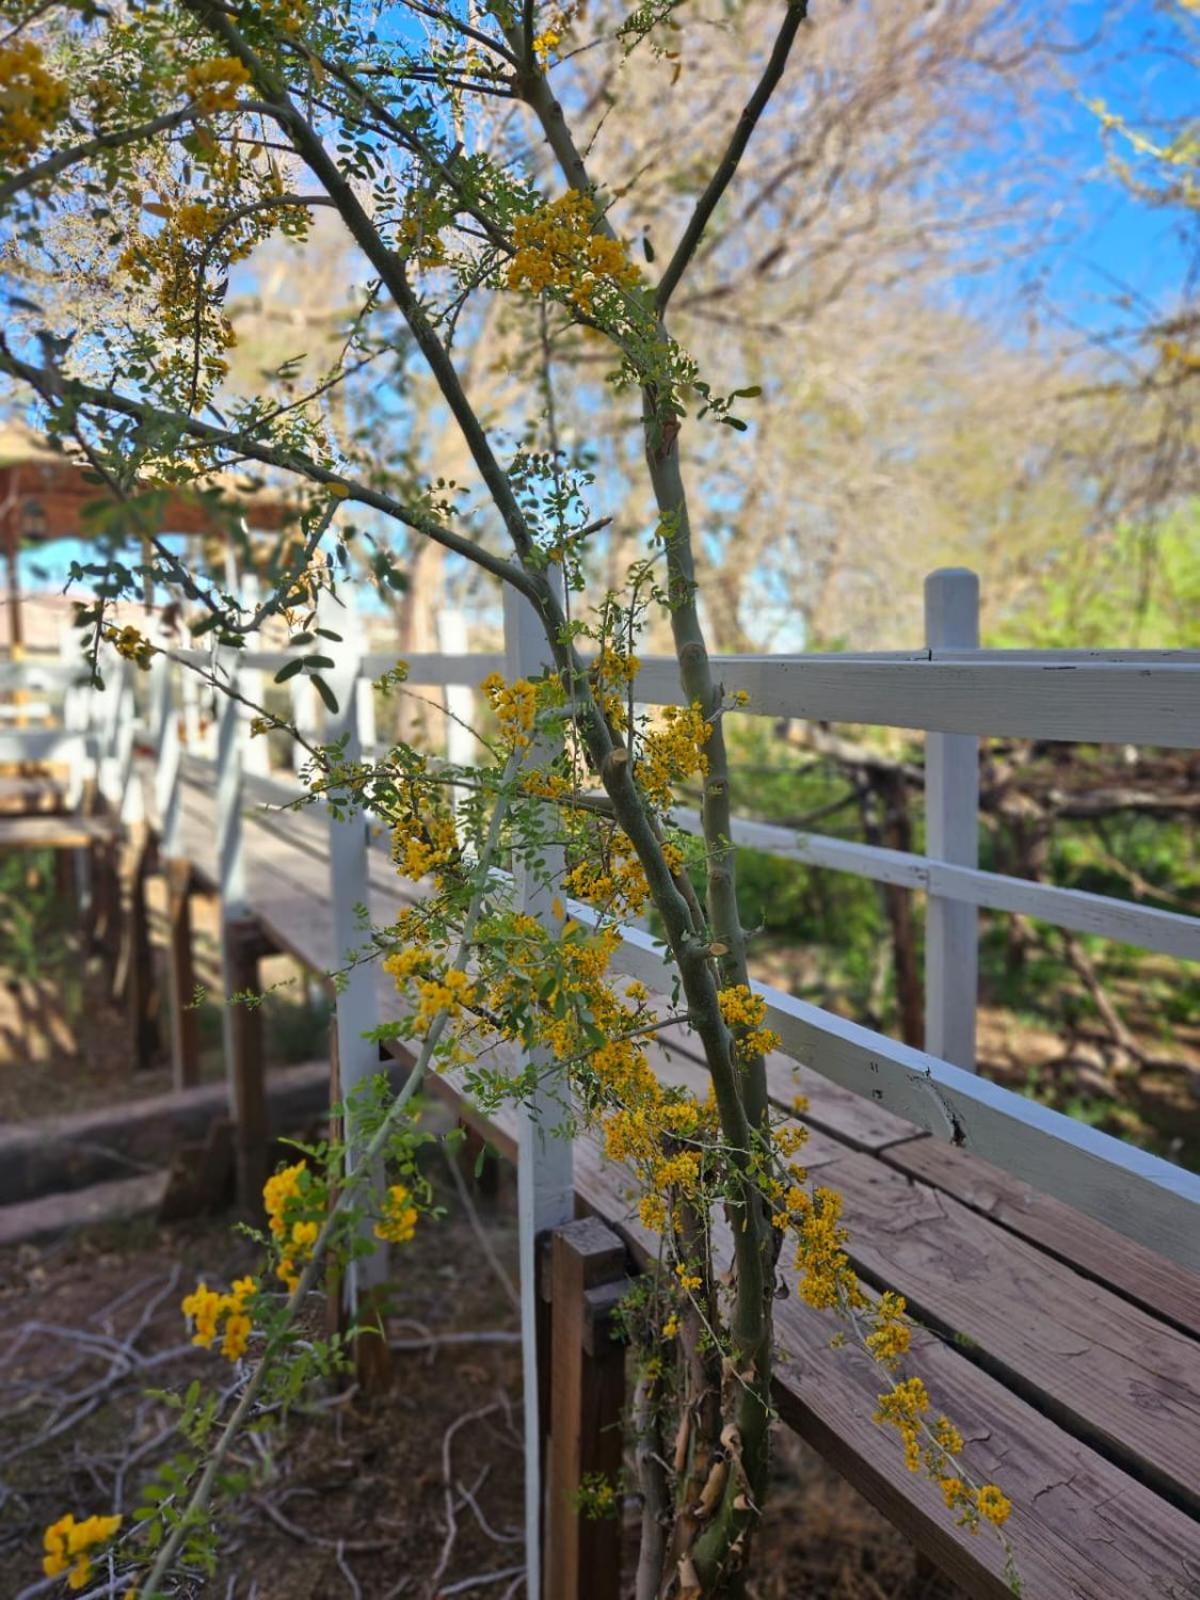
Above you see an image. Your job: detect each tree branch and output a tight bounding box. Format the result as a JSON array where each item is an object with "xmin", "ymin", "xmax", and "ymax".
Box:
[
  {"xmin": 655, "ymin": 1, "xmax": 809, "ymax": 315},
  {"xmin": 0, "ymin": 341, "xmax": 535, "ymax": 599}
]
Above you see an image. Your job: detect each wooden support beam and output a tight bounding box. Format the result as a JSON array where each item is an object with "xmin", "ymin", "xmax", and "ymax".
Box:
[
  {"xmin": 164, "ymin": 857, "xmax": 199, "ymax": 1090},
  {"xmin": 223, "ymin": 916, "xmax": 268, "ymax": 1215},
  {"xmin": 546, "ymin": 1216, "xmax": 628, "ymax": 1600},
  {"xmin": 121, "ymin": 825, "xmax": 158, "ymax": 1072}
]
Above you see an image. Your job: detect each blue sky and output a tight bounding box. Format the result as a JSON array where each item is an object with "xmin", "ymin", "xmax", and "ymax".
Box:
[
  {"xmin": 15, "ymin": 0, "xmax": 1200, "ymax": 594},
  {"xmin": 964, "ymin": 2, "xmax": 1198, "ymax": 334}
]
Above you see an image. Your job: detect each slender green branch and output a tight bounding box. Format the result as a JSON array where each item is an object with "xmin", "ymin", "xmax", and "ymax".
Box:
[
  {"xmin": 138, "ymin": 749, "xmax": 523, "ymax": 1598},
  {"xmin": 0, "ymin": 342, "xmax": 534, "ymax": 600}
]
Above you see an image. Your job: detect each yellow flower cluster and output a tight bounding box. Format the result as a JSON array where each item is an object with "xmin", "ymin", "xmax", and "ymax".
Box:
[
  {"xmin": 591, "ymin": 644, "xmax": 639, "ymax": 731},
  {"xmin": 391, "ymin": 809, "xmax": 457, "ymax": 880},
  {"xmin": 260, "ymin": 0, "xmax": 307, "ymax": 34},
  {"xmin": 976, "ymin": 1485, "xmax": 1013, "ymax": 1526},
  {"xmin": 874, "ymin": 1375, "xmax": 930, "ymax": 1472},
  {"xmin": 184, "ymin": 55, "xmax": 252, "ymax": 114},
  {"xmin": 787, "ymin": 1184, "xmax": 865, "ymax": 1311},
  {"xmin": 563, "ymin": 831, "xmax": 652, "ymax": 917},
  {"xmin": 0, "ymin": 39, "xmax": 68, "ymax": 169},
  {"xmin": 181, "ymin": 1276, "xmax": 256, "ymax": 1360},
  {"xmin": 374, "ymin": 1182, "xmax": 419, "ymax": 1244},
  {"xmin": 875, "ymin": 1378, "xmax": 1010, "ymax": 1528},
  {"xmin": 264, "ymin": 1158, "xmax": 320, "ymax": 1293},
  {"xmin": 175, "ymin": 200, "xmax": 217, "ymax": 240},
  {"xmin": 43, "ymin": 1512, "xmax": 122, "ymax": 1591},
  {"xmin": 103, "ymin": 623, "xmax": 155, "ymax": 670},
  {"xmin": 481, "ymin": 671, "xmax": 540, "ymax": 750},
  {"xmin": 531, "ymin": 28, "xmax": 561, "ymax": 63},
  {"xmin": 717, "ymin": 983, "xmax": 765, "ymax": 1028},
  {"xmin": 398, "ymin": 212, "xmax": 446, "ymax": 269},
  {"xmin": 637, "ymin": 703, "xmax": 711, "ymax": 808},
  {"xmin": 717, "ymin": 982, "xmax": 780, "ymax": 1061},
  {"xmin": 864, "ymin": 1289, "xmax": 911, "ymax": 1368},
  {"xmin": 415, "ymin": 967, "xmax": 477, "ymax": 1025},
  {"xmin": 506, "ymin": 189, "xmax": 639, "ymax": 314}
]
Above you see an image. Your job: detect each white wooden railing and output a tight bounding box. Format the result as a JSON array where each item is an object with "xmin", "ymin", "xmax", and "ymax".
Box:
[
  {"xmin": 3, "ymin": 572, "xmax": 1200, "ymax": 1279},
  {"xmin": 6, "ymin": 567, "xmax": 1200, "ymax": 1595}
]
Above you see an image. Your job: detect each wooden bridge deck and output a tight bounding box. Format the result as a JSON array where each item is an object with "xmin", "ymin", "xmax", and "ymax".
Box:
[{"xmin": 169, "ymin": 768, "xmax": 1200, "ymax": 1600}]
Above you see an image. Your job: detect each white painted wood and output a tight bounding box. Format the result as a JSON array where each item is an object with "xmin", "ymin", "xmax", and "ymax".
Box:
[
  {"xmin": 215, "ymin": 652, "xmax": 248, "ymax": 921},
  {"xmin": 666, "ymin": 807, "xmax": 1200, "ymax": 961},
  {"xmin": 216, "ymin": 649, "xmax": 249, "ymax": 1110},
  {"xmin": 361, "ymin": 649, "xmax": 505, "ymax": 685},
  {"xmin": 0, "ymin": 729, "xmax": 87, "ymax": 763},
  {"xmin": 924, "ymin": 570, "xmax": 979, "ymax": 1069},
  {"xmin": 632, "ymin": 654, "xmax": 1200, "ymax": 748},
  {"xmin": 324, "ymin": 593, "xmax": 387, "ymax": 1297},
  {"xmin": 151, "ymin": 654, "xmax": 183, "ymax": 860},
  {"xmin": 504, "ymin": 581, "xmax": 572, "ymax": 1600},
  {"xmin": 114, "ymin": 660, "xmax": 145, "ymax": 827},
  {"xmin": 179, "ymin": 659, "xmax": 203, "ymax": 754},
  {"xmin": 438, "ymin": 607, "xmax": 476, "ymax": 845},
  {"xmin": 239, "ymin": 578, "xmax": 271, "ymax": 779}
]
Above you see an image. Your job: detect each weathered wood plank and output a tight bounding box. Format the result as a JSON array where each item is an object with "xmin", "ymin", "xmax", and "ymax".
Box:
[
  {"xmin": 546, "ymin": 1217, "xmax": 626, "ymax": 1600},
  {"xmin": 883, "ymin": 1136, "xmax": 1200, "ymax": 1341},
  {"xmin": 822, "ymin": 1148, "xmax": 1200, "ymax": 1513},
  {"xmin": 0, "ymin": 1171, "xmax": 170, "ymax": 1247},
  {"xmin": 0, "ymin": 814, "xmax": 115, "ymax": 849},
  {"xmin": 570, "ymin": 1135, "xmax": 1200, "ymax": 1600},
  {"xmin": 601, "ymin": 920, "xmax": 1200, "ymax": 1271}
]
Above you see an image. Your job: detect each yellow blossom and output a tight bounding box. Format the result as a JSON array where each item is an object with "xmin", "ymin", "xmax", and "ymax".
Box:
[{"xmin": 375, "ymin": 1182, "xmax": 419, "ymax": 1244}]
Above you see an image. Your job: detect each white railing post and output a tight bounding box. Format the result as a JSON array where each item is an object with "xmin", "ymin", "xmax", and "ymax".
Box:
[
  {"xmin": 504, "ymin": 581, "xmax": 572, "ymax": 1600},
  {"xmin": 240, "ymin": 577, "xmax": 271, "ymax": 778},
  {"xmin": 216, "ymin": 648, "xmax": 248, "ymax": 968},
  {"xmin": 325, "ymin": 591, "xmax": 386, "ymax": 1299},
  {"xmin": 924, "ymin": 567, "xmax": 980, "ymax": 1069},
  {"xmin": 216, "ymin": 646, "xmax": 271, "ymax": 1203},
  {"xmin": 180, "ymin": 660, "xmax": 202, "ymax": 752},
  {"xmin": 152, "ymin": 652, "xmax": 182, "ymax": 860},
  {"xmin": 290, "ymin": 673, "xmax": 317, "ymax": 773},
  {"xmin": 438, "ymin": 605, "xmax": 475, "ymax": 841}
]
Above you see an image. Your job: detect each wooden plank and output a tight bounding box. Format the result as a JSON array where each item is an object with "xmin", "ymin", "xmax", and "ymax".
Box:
[
  {"xmin": 602, "ymin": 921, "xmax": 1200, "ymax": 1272},
  {"xmin": 361, "ymin": 649, "xmax": 505, "ymax": 685},
  {"xmin": 0, "ymin": 1171, "xmax": 170, "ymax": 1247},
  {"xmin": 164, "ymin": 857, "xmax": 199, "ymax": 1089},
  {"xmin": 665, "ymin": 1028, "xmax": 923, "ymax": 1154},
  {"xmin": 546, "ymin": 1217, "xmax": 626, "ymax": 1600},
  {"xmin": 632, "ymin": 654, "xmax": 1200, "ymax": 748},
  {"xmin": 569, "ymin": 1135, "xmax": 1200, "ymax": 1600},
  {"xmin": 0, "ymin": 1060, "xmax": 331, "ymax": 1205},
  {"xmin": 0, "ymin": 814, "xmax": 114, "ymax": 849},
  {"xmin": 882, "ymin": 1137, "xmax": 1200, "ymax": 1341},
  {"xmin": 178, "ymin": 767, "xmax": 1200, "ymax": 1272},
  {"xmin": 820, "ymin": 1147, "xmax": 1200, "ymax": 1513},
  {"xmin": 224, "ymin": 916, "xmax": 268, "ymax": 1214}
]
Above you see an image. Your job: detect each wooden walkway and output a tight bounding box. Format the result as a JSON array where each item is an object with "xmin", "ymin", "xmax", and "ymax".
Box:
[{"xmin": 163, "ymin": 766, "xmax": 1200, "ymax": 1600}]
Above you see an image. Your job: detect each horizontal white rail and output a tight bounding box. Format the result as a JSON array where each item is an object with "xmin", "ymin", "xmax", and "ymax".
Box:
[
  {"xmin": 0, "ymin": 661, "xmax": 76, "ymax": 689},
  {"xmin": 597, "ymin": 917, "xmax": 1200, "ymax": 1272},
  {"xmin": 668, "ymin": 807, "xmax": 1200, "ymax": 962},
  {"xmin": 633, "ymin": 655, "xmax": 1200, "ymax": 748},
  {"xmin": 0, "ymin": 729, "xmax": 89, "ymax": 762},
  {"xmin": 361, "ymin": 649, "xmax": 505, "ymax": 685}
]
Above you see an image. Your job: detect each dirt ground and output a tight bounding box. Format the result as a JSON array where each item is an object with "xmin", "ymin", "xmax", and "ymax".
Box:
[{"xmin": 0, "ymin": 1152, "xmax": 964, "ymax": 1600}]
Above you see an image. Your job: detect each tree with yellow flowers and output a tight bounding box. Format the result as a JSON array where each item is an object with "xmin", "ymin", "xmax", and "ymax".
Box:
[{"xmin": 0, "ymin": 0, "xmax": 1016, "ymax": 1592}]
